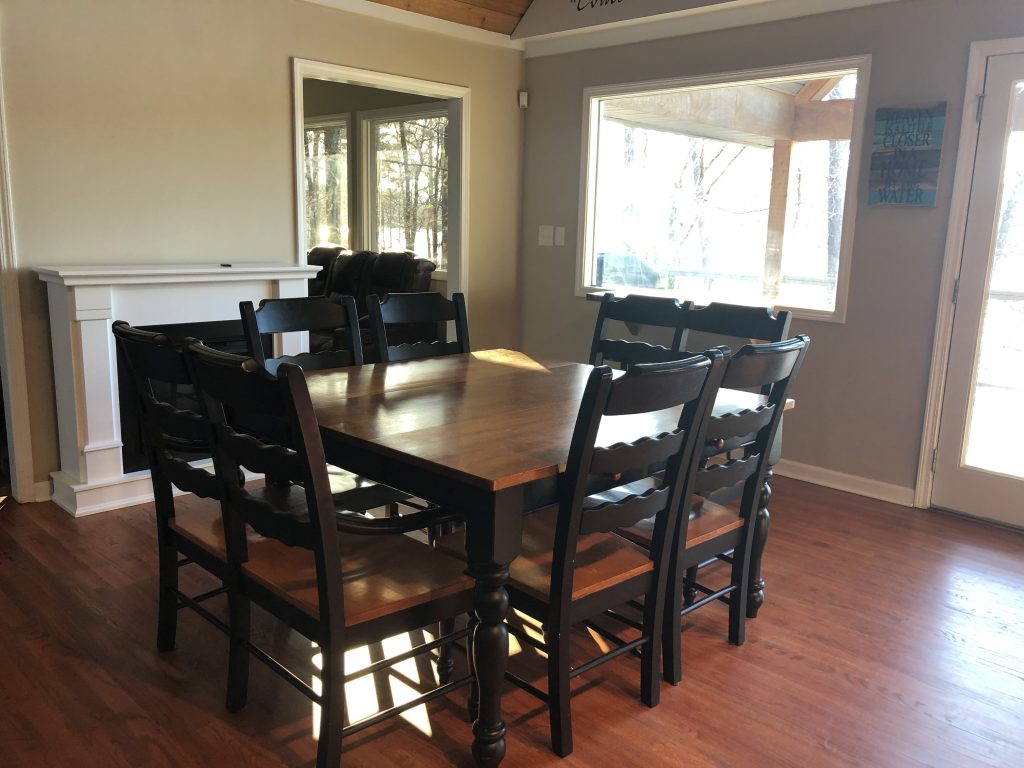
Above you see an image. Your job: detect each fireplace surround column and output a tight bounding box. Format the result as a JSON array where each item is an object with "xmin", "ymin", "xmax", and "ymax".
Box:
[{"xmin": 35, "ymin": 263, "xmax": 319, "ymax": 516}]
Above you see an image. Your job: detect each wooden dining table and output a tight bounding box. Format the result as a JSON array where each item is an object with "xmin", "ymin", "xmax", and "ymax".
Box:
[{"xmin": 304, "ymin": 348, "xmax": 787, "ymax": 766}]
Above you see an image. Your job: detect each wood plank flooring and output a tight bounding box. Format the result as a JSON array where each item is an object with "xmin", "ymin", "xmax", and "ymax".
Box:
[{"xmin": 0, "ymin": 478, "xmax": 1021, "ymax": 767}]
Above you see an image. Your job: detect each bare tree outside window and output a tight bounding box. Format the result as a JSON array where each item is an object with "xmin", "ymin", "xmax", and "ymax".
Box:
[
  {"xmin": 584, "ymin": 68, "xmax": 862, "ymax": 315},
  {"xmin": 303, "ymin": 121, "xmax": 349, "ymax": 249},
  {"xmin": 373, "ymin": 114, "xmax": 448, "ymax": 268}
]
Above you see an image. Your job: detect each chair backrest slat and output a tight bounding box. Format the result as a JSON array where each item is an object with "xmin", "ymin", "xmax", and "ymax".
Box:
[
  {"xmin": 682, "ymin": 302, "xmax": 792, "ymax": 344},
  {"xmin": 367, "ymin": 292, "xmax": 470, "ymax": 363},
  {"xmin": 589, "ymin": 431, "xmax": 686, "ymax": 476},
  {"xmin": 693, "ymin": 454, "xmax": 760, "ymax": 496},
  {"xmin": 703, "ymin": 405, "xmax": 774, "ymax": 444},
  {"xmin": 240, "ymin": 295, "xmax": 362, "ymax": 374},
  {"xmin": 579, "ymin": 486, "xmax": 671, "ymax": 536},
  {"xmin": 589, "ymin": 293, "xmax": 693, "ymax": 370}
]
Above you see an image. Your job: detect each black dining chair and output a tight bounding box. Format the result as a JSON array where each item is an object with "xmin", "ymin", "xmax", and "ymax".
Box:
[
  {"xmin": 239, "ymin": 295, "xmax": 362, "ymax": 375},
  {"xmin": 589, "ymin": 292, "xmax": 694, "ymax": 370},
  {"xmin": 112, "ymin": 321, "xmax": 247, "ymax": 705},
  {"xmin": 618, "ymin": 335, "xmax": 809, "ymax": 683},
  {"xmin": 442, "ymin": 350, "xmax": 726, "ymax": 756},
  {"xmin": 366, "ymin": 292, "xmax": 470, "ymax": 363},
  {"xmin": 184, "ymin": 340, "xmax": 474, "ymax": 767}
]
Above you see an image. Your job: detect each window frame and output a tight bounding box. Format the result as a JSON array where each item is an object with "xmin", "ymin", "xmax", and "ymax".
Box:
[
  {"xmin": 576, "ymin": 56, "xmax": 872, "ymax": 323},
  {"xmin": 359, "ymin": 102, "xmax": 451, "ymax": 275},
  {"xmin": 302, "ymin": 113, "xmax": 352, "ymax": 251}
]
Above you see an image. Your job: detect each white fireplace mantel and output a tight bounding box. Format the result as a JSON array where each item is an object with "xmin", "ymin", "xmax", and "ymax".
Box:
[{"xmin": 35, "ymin": 262, "xmax": 320, "ymax": 516}]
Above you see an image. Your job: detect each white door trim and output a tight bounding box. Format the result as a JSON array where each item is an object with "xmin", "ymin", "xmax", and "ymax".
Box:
[
  {"xmin": 0, "ymin": 37, "xmax": 40, "ymax": 502},
  {"xmin": 291, "ymin": 58, "xmax": 468, "ymax": 295},
  {"xmin": 915, "ymin": 36, "xmax": 1024, "ymax": 509}
]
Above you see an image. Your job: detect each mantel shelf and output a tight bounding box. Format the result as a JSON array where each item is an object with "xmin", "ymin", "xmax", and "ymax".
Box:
[{"xmin": 34, "ymin": 263, "xmax": 319, "ymax": 287}]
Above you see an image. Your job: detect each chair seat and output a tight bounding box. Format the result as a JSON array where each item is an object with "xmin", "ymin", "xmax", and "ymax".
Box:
[
  {"xmin": 617, "ymin": 494, "xmax": 743, "ymax": 550},
  {"xmin": 167, "ymin": 495, "xmax": 230, "ymax": 556},
  {"xmin": 242, "ymin": 532, "xmax": 474, "ymax": 627},
  {"xmin": 439, "ymin": 506, "xmax": 653, "ymax": 605}
]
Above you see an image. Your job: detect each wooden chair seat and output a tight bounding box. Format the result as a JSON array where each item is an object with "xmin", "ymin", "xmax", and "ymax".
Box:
[
  {"xmin": 617, "ymin": 495, "xmax": 744, "ymax": 551},
  {"xmin": 439, "ymin": 506, "xmax": 653, "ymax": 604},
  {"xmin": 242, "ymin": 533, "xmax": 474, "ymax": 627}
]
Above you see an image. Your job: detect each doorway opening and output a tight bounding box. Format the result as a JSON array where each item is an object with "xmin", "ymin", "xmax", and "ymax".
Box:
[{"xmin": 292, "ymin": 60, "xmax": 467, "ymax": 297}]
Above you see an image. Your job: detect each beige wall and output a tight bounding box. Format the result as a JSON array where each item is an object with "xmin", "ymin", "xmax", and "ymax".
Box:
[
  {"xmin": 0, "ymin": 0, "xmax": 523, "ymax": 486},
  {"xmin": 519, "ymin": 0, "xmax": 1024, "ymax": 495}
]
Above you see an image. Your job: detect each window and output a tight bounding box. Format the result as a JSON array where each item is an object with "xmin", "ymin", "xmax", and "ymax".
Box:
[
  {"xmin": 579, "ymin": 60, "xmax": 868, "ymax": 319},
  {"xmin": 303, "ymin": 118, "xmax": 349, "ymax": 249},
  {"xmin": 364, "ymin": 107, "xmax": 449, "ymax": 269}
]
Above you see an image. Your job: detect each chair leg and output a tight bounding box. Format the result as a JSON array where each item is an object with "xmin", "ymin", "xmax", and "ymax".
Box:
[
  {"xmin": 437, "ymin": 618, "xmax": 455, "ymax": 685},
  {"xmin": 547, "ymin": 629, "xmax": 573, "ymax": 757},
  {"xmin": 641, "ymin": 586, "xmax": 663, "ymax": 708},
  {"xmin": 317, "ymin": 642, "xmax": 345, "ymax": 768},
  {"xmin": 729, "ymin": 538, "xmax": 754, "ymax": 647},
  {"xmin": 225, "ymin": 586, "xmax": 251, "ymax": 712},
  {"xmin": 156, "ymin": 542, "xmax": 179, "ymax": 652},
  {"xmin": 466, "ymin": 613, "xmax": 479, "ymax": 722},
  {"xmin": 663, "ymin": 562, "xmax": 684, "ymax": 685}
]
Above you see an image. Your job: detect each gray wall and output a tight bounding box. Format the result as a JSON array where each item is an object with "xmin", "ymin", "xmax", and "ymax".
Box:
[{"xmin": 519, "ymin": 0, "xmax": 1024, "ymax": 496}]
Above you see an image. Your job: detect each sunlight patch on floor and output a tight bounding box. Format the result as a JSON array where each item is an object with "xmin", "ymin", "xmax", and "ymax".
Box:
[{"xmin": 309, "ymin": 631, "xmax": 447, "ymax": 740}]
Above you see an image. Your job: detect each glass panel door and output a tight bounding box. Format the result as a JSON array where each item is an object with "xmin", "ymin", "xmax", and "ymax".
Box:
[{"xmin": 932, "ymin": 53, "xmax": 1024, "ymax": 527}]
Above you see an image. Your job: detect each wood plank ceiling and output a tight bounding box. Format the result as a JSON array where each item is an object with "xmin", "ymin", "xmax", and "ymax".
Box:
[{"xmin": 365, "ymin": 0, "xmax": 533, "ymax": 35}]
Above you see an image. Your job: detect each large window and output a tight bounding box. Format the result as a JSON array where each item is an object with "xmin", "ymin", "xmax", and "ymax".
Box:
[
  {"xmin": 365, "ymin": 107, "xmax": 449, "ymax": 269},
  {"xmin": 580, "ymin": 60, "xmax": 867, "ymax": 319},
  {"xmin": 303, "ymin": 118, "xmax": 349, "ymax": 248}
]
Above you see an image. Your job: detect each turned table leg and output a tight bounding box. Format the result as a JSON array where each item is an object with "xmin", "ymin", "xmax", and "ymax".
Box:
[{"xmin": 465, "ymin": 488, "xmax": 523, "ymax": 767}]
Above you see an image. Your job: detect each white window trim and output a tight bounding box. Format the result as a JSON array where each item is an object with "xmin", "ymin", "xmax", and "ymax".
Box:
[
  {"xmin": 575, "ymin": 55, "xmax": 872, "ymax": 323},
  {"xmin": 359, "ymin": 102, "xmax": 451, "ymax": 273}
]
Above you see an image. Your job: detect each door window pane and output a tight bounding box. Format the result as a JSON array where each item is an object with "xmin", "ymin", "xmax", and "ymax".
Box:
[{"xmin": 304, "ymin": 122, "xmax": 349, "ymax": 248}]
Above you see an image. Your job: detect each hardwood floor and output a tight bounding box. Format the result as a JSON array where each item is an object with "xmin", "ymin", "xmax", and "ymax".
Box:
[{"xmin": 0, "ymin": 478, "xmax": 1021, "ymax": 767}]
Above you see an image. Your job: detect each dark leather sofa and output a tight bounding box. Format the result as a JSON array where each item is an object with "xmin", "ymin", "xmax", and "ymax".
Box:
[
  {"xmin": 307, "ymin": 246, "xmax": 437, "ymax": 310},
  {"xmin": 306, "ymin": 246, "xmax": 439, "ymax": 358}
]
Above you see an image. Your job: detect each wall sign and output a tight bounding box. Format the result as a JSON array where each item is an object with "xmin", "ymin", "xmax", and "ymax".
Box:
[
  {"xmin": 868, "ymin": 103, "xmax": 946, "ymax": 206},
  {"xmin": 513, "ymin": 0, "xmax": 732, "ymax": 39}
]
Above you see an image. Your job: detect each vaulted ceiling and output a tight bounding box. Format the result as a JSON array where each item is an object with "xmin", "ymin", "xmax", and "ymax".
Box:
[{"xmin": 364, "ymin": 0, "xmax": 532, "ymax": 35}]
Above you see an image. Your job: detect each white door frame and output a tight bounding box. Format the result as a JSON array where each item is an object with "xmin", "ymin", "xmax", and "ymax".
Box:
[
  {"xmin": 0, "ymin": 40, "xmax": 40, "ymax": 502},
  {"xmin": 915, "ymin": 36, "xmax": 1024, "ymax": 509},
  {"xmin": 292, "ymin": 58, "xmax": 468, "ymax": 296}
]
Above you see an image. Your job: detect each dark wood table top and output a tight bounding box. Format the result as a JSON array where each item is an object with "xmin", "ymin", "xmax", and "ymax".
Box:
[{"xmin": 306, "ymin": 349, "xmax": 789, "ymax": 494}]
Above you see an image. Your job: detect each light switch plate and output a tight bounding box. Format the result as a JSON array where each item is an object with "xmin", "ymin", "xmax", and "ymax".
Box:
[
  {"xmin": 538, "ymin": 225, "xmax": 554, "ymax": 246},
  {"xmin": 554, "ymin": 226, "xmax": 565, "ymax": 246}
]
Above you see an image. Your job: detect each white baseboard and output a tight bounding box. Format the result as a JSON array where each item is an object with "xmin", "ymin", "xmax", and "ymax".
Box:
[{"xmin": 773, "ymin": 459, "xmax": 916, "ymax": 507}]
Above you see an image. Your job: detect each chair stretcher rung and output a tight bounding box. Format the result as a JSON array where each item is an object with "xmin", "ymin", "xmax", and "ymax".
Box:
[
  {"xmin": 570, "ymin": 636, "xmax": 648, "ymax": 678},
  {"xmin": 504, "ymin": 671, "xmax": 548, "ymax": 702},
  {"xmin": 174, "ymin": 589, "xmax": 230, "ymax": 635},
  {"xmin": 680, "ymin": 584, "xmax": 735, "ymax": 616}
]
